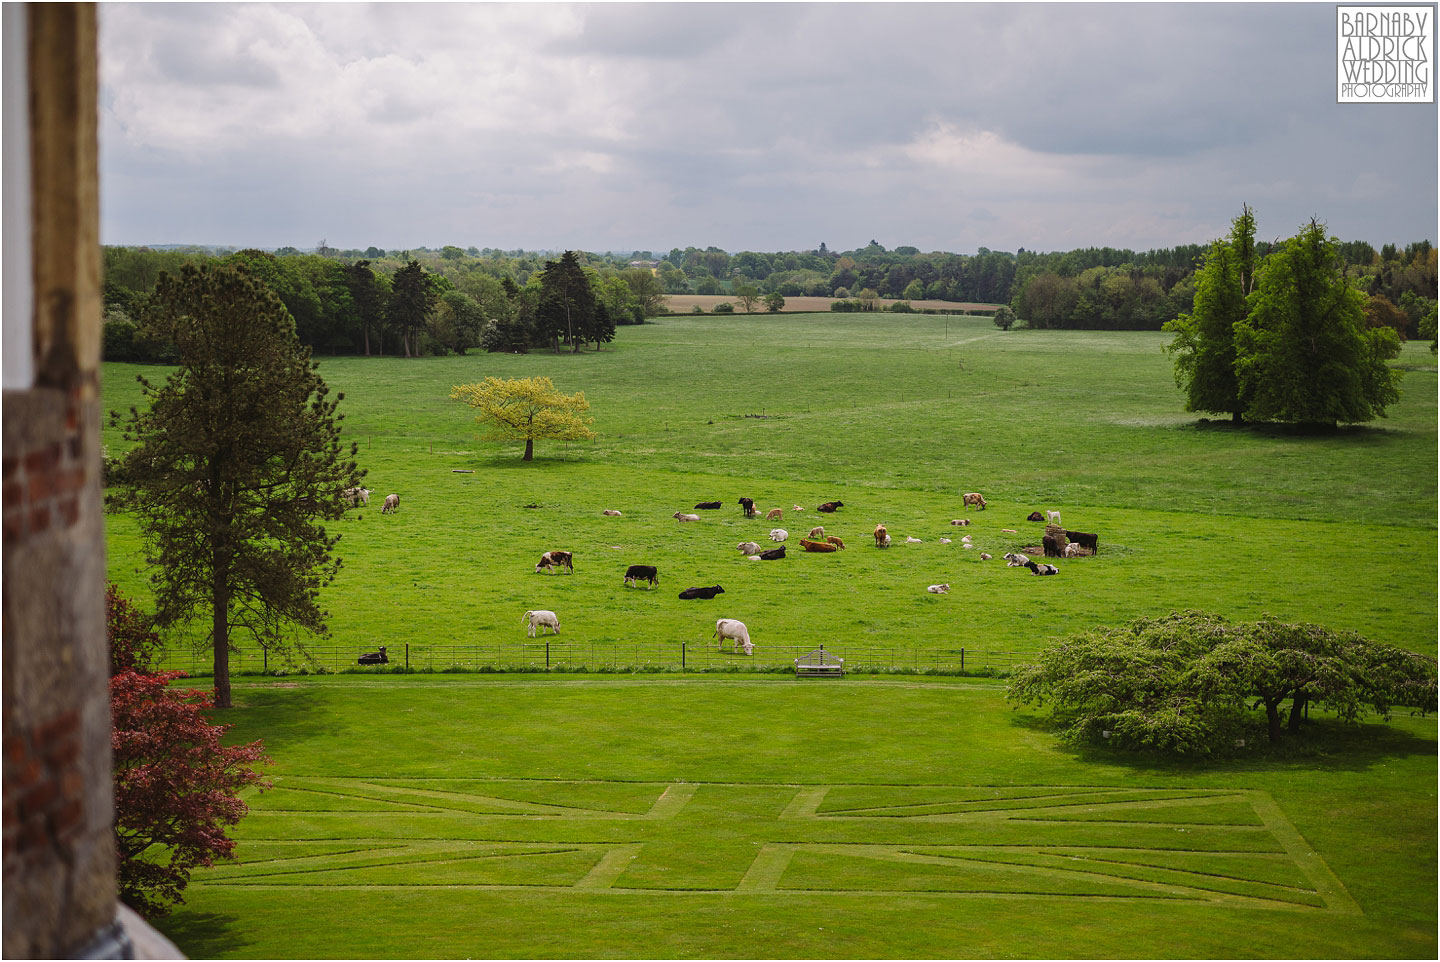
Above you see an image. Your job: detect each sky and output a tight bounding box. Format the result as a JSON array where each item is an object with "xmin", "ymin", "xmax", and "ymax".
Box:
[{"xmin": 97, "ymin": 2, "xmax": 1439, "ymax": 255}]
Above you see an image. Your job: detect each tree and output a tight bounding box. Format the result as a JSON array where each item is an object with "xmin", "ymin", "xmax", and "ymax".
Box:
[
  {"xmin": 112, "ymin": 264, "xmax": 363, "ymax": 708},
  {"xmin": 108, "ymin": 582, "xmax": 163, "ymax": 675},
  {"xmin": 733, "ymin": 283, "xmax": 761, "ymax": 313},
  {"xmin": 1008, "ymin": 611, "xmax": 1435, "ymax": 756},
  {"xmin": 429, "ymin": 289, "xmax": 487, "ymax": 355},
  {"xmin": 450, "ymin": 376, "xmax": 596, "ymax": 461},
  {"xmin": 1163, "ymin": 238, "xmax": 1248, "ymax": 421},
  {"xmin": 386, "ymin": 259, "xmax": 436, "ymax": 357},
  {"xmin": 112, "ymin": 668, "xmax": 268, "ymax": 916},
  {"xmin": 537, "ymin": 251, "xmax": 596, "ymax": 352},
  {"xmin": 343, "ymin": 260, "xmax": 385, "ymax": 356},
  {"xmin": 621, "ymin": 268, "xmax": 666, "ymax": 317},
  {"xmin": 1234, "ymin": 220, "xmax": 1403, "ymax": 426},
  {"xmin": 764, "ymin": 292, "xmax": 785, "ymax": 313},
  {"xmin": 992, "ymin": 305, "xmax": 1016, "ymax": 331}
]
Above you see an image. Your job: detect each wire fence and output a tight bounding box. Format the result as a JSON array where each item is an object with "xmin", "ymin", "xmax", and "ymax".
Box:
[{"xmin": 149, "ymin": 641, "xmax": 1032, "ymax": 677}]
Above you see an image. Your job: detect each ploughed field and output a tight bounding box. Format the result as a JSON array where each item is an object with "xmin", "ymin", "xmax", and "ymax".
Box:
[{"xmin": 101, "ymin": 313, "xmax": 1438, "ymax": 666}]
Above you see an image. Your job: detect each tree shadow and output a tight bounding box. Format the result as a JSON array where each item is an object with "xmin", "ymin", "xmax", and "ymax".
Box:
[
  {"xmin": 215, "ymin": 682, "xmax": 335, "ymax": 757},
  {"xmin": 1180, "ymin": 418, "xmax": 1402, "ymax": 443},
  {"xmin": 155, "ymin": 910, "xmax": 250, "ymax": 958}
]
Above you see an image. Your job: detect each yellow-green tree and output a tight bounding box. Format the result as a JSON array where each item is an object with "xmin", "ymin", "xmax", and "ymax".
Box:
[{"xmin": 450, "ymin": 376, "xmax": 596, "ymax": 461}]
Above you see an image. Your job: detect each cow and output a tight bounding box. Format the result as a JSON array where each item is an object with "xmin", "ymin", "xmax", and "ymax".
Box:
[
  {"xmin": 759, "ymin": 545, "xmax": 786, "ymax": 560},
  {"xmin": 344, "ymin": 486, "xmax": 371, "ymax": 507},
  {"xmin": 673, "ymin": 512, "xmax": 701, "ymax": 522},
  {"xmin": 1026, "ymin": 511, "xmax": 1045, "ymax": 522},
  {"xmin": 737, "ymin": 541, "xmax": 763, "ymax": 554},
  {"xmin": 874, "ymin": 523, "xmax": 888, "ymax": 547},
  {"xmin": 905, "ymin": 536, "xmax": 922, "ymax": 544},
  {"xmin": 792, "ymin": 504, "xmax": 804, "ymax": 512},
  {"xmin": 738, "ymin": 497, "xmax": 757, "ymax": 517},
  {"xmin": 927, "ymin": 584, "xmax": 950, "ymax": 594},
  {"xmin": 808, "ymin": 526, "xmax": 825, "ymax": 539},
  {"xmin": 695, "ymin": 501, "xmax": 722, "ymax": 510},
  {"xmin": 979, "ymin": 552, "xmax": 992, "ymax": 560},
  {"xmin": 714, "ymin": 618, "xmax": 753, "ymax": 654},
  {"xmin": 769, "ymin": 528, "xmax": 788, "ymax": 542},
  {"xmin": 960, "ymin": 535, "xmax": 972, "ymax": 543},
  {"xmin": 1047, "ymin": 510, "xmax": 1063, "ymax": 524},
  {"xmin": 962, "ymin": 492, "xmax": 987, "ymax": 510},
  {"xmin": 1003, "ymin": 552, "xmax": 1030, "ymax": 567},
  {"xmin": 800, "ymin": 538, "xmax": 838, "ymax": 553},
  {"xmin": 766, "ymin": 507, "xmax": 783, "ymax": 521},
  {"xmin": 939, "ymin": 537, "xmax": 952, "ymax": 545},
  {"xmin": 1024, "ymin": 560, "xmax": 1059, "ymax": 576},
  {"xmin": 826, "ymin": 536, "xmax": 845, "ymax": 550},
  {"xmin": 523, "ymin": 610, "xmax": 560, "ymax": 636},
  {"xmin": 381, "ymin": 493, "xmax": 400, "ymax": 514},
  {"xmin": 950, "ymin": 518, "xmax": 972, "ymax": 526},
  {"xmin": 679, "ymin": 585, "xmax": 725, "ymax": 600},
  {"xmin": 1001, "ymin": 528, "xmax": 1018, "ymax": 534},
  {"xmin": 817, "ymin": 501, "xmax": 844, "ymax": 513},
  {"xmin": 1042, "ymin": 535, "xmax": 1061, "ymax": 558},
  {"xmin": 535, "ymin": 550, "xmax": 574, "ymax": 574},
  {"xmin": 1062, "ymin": 543, "xmax": 1082, "ymax": 558},
  {"xmin": 1066, "ymin": 530, "xmax": 1100, "ymax": 553},
  {"xmin": 357, "ymin": 646, "xmax": 388, "ymax": 665},
  {"xmin": 624, "ymin": 564, "xmax": 659, "ymax": 587},
  {"xmin": 602, "ymin": 509, "xmax": 623, "ymax": 516}
]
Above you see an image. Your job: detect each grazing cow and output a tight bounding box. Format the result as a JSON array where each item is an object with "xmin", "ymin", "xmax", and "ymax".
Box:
[
  {"xmin": 1003, "ymin": 552, "xmax": 1030, "ymax": 567},
  {"xmin": 927, "ymin": 584, "xmax": 950, "ymax": 594},
  {"xmin": 905, "ymin": 536, "xmax": 922, "ymax": 544},
  {"xmin": 673, "ymin": 512, "xmax": 702, "ymax": 522},
  {"xmin": 1062, "ymin": 543, "xmax": 1082, "ymax": 558},
  {"xmin": 523, "ymin": 610, "xmax": 561, "ymax": 637},
  {"xmin": 1047, "ymin": 510, "xmax": 1062, "ymax": 524},
  {"xmin": 759, "ymin": 545, "xmax": 786, "ymax": 560},
  {"xmin": 874, "ymin": 523, "xmax": 888, "ymax": 547},
  {"xmin": 800, "ymin": 539, "xmax": 838, "ymax": 553},
  {"xmin": 357, "ymin": 646, "xmax": 388, "ymax": 665},
  {"xmin": 602, "ymin": 509, "xmax": 623, "ymax": 516},
  {"xmin": 737, "ymin": 541, "xmax": 763, "ymax": 554},
  {"xmin": 962, "ymin": 492, "xmax": 987, "ymax": 510},
  {"xmin": 714, "ymin": 618, "xmax": 753, "ymax": 654},
  {"xmin": 1042, "ymin": 535, "xmax": 1061, "ymax": 558},
  {"xmin": 679, "ymin": 585, "xmax": 725, "ymax": 599},
  {"xmin": 979, "ymin": 552, "xmax": 992, "ymax": 560},
  {"xmin": 695, "ymin": 501, "xmax": 722, "ymax": 510},
  {"xmin": 817, "ymin": 501, "xmax": 844, "ymax": 513},
  {"xmin": 382, "ymin": 493, "xmax": 400, "ymax": 514},
  {"xmin": 344, "ymin": 486, "xmax": 371, "ymax": 507},
  {"xmin": 766, "ymin": 507, "xmax": 783, "ymax": 521},
  {"xmin": 1024, "ymin": 560, "xmax": 1060, "ymax": 576},
  {"xmin": 624, "ymin": 564, "xmax": 659, "ymax": 587},
  {"xmin": 769, "ymin": 528, "xmax": 788, "ymax": 542},
  {"xmin": 950, "ymin": 519, "xmax": 972, "ymax": 526},
  {"xmin": 1026, "ymin": 511, "xmax": 1045, "ymax": 522},
  {"xmin": 1066, "ymin": 530, "xmax": 1100, "ymax": 553},
  {"xmin": 738, "ymin": 497, "xmax": 757, "ymax": 517},
  {"xmin": 535, "ymin": 550, "xmax": 574, "ymax": 574},
  {"xmin": 826, "ymin": 536, "xmax": 845, "ymax": 550},
  {"xmin": 808, "ymin": 526, "xmax": 825, "ymax": 539}
]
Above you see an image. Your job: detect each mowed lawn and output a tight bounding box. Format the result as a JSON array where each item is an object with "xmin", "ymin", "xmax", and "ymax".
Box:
[
  {"xmin": 101, "ymin": 313, "xmax": 1438, "ymax": 663},
  {"xmin": 157, "ymin": 676, "xmax": 1436, "ymax": 959}
]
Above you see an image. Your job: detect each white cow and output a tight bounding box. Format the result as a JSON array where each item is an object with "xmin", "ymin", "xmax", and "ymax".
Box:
[
  {"xmin": 522, "ymin": 609, "xmax": 560, "ymax": 637},
  {"xmin": 1047, "ymin": 510, "xmax": 1062, "ymax": 524},
  {"xmin": 714, "ymin": 618, "xmax": 753, "ymax": 654},
  {"xmin": 1062, "ymin": 542, "xmax": 1082, "ymax": 558},
  {"xmin": 602, "ymin": 509, "xmax": 623, "ymax": 516},
  {"xmin": 737, "ymin": 541, "xmax": 763, "ymax": 554},
  {"xmin": 808, "ymin": 526, "xmax": 825, "ymax": 539},
  {"xmin": 769, "ymin": 528, "xmax": 788, "ymax": 542},
  {"xmin": 905, "ymin": 536, "xmax": 922, "ymax": 544},
  {"xmin": 1003, "ymin": 551, "xmax": 1030, "ymax": 567},
  {"xmin": 343, "ymin": 486, "xmax": 371, "ymax": 507},
  {"xmin": 927, "ymin": 583, "xmax": 950, "ymax": 594},
  {"xmin": 939, "ymin": 538, "xmax": 952, "ymax": 545},
  {"xmin": 673, "ymin": 511, "xmax": 701, "ymax": 522},
  {"xmin": 381, "ymin": 493, "xmax": 400, "ymax": 514}
]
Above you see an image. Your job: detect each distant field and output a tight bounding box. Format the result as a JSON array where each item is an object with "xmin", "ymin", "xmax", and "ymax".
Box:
[{"xmin": 662, "ymin": 293, "xmax": 1001, "ymax": 313}]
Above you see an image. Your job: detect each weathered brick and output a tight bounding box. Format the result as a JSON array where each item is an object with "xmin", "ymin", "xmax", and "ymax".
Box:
[
  {"xmin": 17, "ymin": 757, "xmax": 44, "ymax": 788},
  {"xmin": 3, "ymin": 510, "xmax": 24, "ymax": 542},
  {"xmin": 58, "ymin": 467, "xmax": 86, "ymax": 495},
  {"xmin": 49, "ymin": 798, "xmax": 83, "ymax": 836},
  {"xmin": 17, "ymin": 816, "xmax": 50, "ymax": 852},
  {"xmin": 2, "ymin": 455, "xmax": 17, "ymax": 476},
  {"xmin": 2, "ymin": 480, "xmax": 23, "ymax": 506},
  {"xmin": 44, "ymin": 737, "xmax": 79, "ymax": 769},
  {"xmin": 67, "ymin": 435, "xmax": 82, "ymax": 461},
  {"xmin": 23, "ymin": 443, "xmax": 60, "ymax": 475},
  {"xmin": 36, "ymin": 712, "xmax": 79, "ymax": 746},
  {"xmin": 56, "ymin": 496, "xmax": 78, "ymax": 527},
  {"xmin": 28, "ymin": 505, "xmax": 50, "ymax": 534},
  {"xmin": 20, "ymin": 780, "xmax": 58, "ymax": 818},
  {"xmin": 27, "ymin": 471, "xmax": 54, "ymax": 502},
  {"xmin": 4, "ymin": 735, "xmax": 28, "ymax": 765}
]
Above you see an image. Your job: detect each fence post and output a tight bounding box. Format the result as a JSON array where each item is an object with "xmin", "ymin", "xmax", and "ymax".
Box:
[
  {"xmin": 546, "ymin": 641, "xmax": 550, "ymax": 670},
  {"xmin": 263, "ymin": 648, "xmax": 267, "ymax": 673},
  {"xmin": 682, "ymin": 642, "xmax": 686, "ymax": 671},
  {"xmin": 961, "ymin": 648, "xmax": 966, "ymax": 673}
]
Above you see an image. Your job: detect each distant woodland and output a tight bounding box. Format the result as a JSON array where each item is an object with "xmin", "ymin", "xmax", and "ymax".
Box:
[{"xmin": 102, "ymin": 237, "xmax": 1437, "ymax": 359}]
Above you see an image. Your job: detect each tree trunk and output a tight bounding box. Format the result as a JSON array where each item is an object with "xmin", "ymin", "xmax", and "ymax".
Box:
[
  {"xmin": 1288, "ymin": 692, "xmax": 1309, "ymax": 732},
  {"xmin": 364, "ymin": 324, "xmax": 370, "ymax": 357},
  {"xmin": 1264, "ymin": 699, "xmax": 1283, "ymax": 742},
  {"xmin": 212, "ymin": 551, "xmax": 231, "ymax": 709},
  {"xmin": 523, "ymin": 438, "xmax": 534, "ymax": 461},
  {"xmin": 1232, "ymin": 409, "xmax": 1243, "ymax": 423}
]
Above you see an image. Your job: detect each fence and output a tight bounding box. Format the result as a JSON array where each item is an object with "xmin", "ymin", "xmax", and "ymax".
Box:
[{"xmin": 149, "ymin": 641, "xmax": 1032, "ymax": 677}]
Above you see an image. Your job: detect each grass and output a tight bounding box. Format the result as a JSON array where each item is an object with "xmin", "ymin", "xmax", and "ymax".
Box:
[{"xmin": 153, "ymin": 675, "xmax": 1437, "ymax": 958}]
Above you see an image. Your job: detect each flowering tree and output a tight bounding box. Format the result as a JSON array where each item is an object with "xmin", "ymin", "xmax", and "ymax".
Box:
[{"xmin": 111, "ymin": 670, "xmax": 268, "ymax": 916}]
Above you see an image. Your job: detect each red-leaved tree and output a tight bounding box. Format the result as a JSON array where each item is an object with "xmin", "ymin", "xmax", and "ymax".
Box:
[
  {"xmin": 107, "ymin": 582, "xmax": 162, "ymax": 676},
  {"xmin": 111, "ymin": 669, "xmax": 268, "ymax": 916}
]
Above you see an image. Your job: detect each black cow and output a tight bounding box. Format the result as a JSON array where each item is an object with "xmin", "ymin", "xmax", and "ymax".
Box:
[
  {"xmin": 1042, "ymin": 535, "xmax": 1061, "ymax": 558},
  {"xmin": 358, "ymin": 646, "xmax": 389, "ymax": 665},
  {"xmin": 678, "ymin": 585, "xmax": 725, "ymax": 600},
  {"xmin": 1066, "ymin": 530, "xmax": 1099, "ymax": 553},
  {"xmin": 759, "ymin": 545, "xmax": 786, "ymax": 560},
  {"xmin": 817, "ymin": 501, "xmax": 844, "ymax": 513},
  {"xmin": 624, "ymin": 564, "xmax": 659, "ymax": 587},
  {"xmin": 738, "ymin": 497, "xmax": 756, "ymax": 517},
  {"xmin": 1024, "ymin": 560, "xmax": 1059, "ymax": 576},
  {"xmin": 695, "ymin": 501, "xmax": 722, "ymax": 510},
  {"xmin": 1026, "ymin": 511, "xmax": 1045, "ymax": 522}
]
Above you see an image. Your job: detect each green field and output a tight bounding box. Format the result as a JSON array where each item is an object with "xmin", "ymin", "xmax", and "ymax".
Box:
[{"xmin": 101, "ymin": 313, "xmax": 1437, "ymax": 957}]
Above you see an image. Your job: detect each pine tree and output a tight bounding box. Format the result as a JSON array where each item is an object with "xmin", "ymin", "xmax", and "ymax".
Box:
[
  {"xmin": 387, "ymin": 259, "xmax": 436, "ymax": 357},
  {"xmin": 537, "ymin": 251, "xmax": 596, "ymax": 353},
  {"xmin": 112, "ymin": 264, "xmax": 363, "ymax": 707},
  {"xmin": 1234, "ymin": 220, "xmax": 1403, "ymax": 426}
]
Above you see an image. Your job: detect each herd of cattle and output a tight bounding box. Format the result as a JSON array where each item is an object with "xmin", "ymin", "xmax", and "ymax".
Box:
[{"xmin": 476, "ymin": 495, "xmax": 1101, "ymax": 664}]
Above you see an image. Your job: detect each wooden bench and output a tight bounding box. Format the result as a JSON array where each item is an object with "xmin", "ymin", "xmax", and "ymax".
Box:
[{"xmin": 794, "ymin": 645, "xmax": 845, "ymax": 678}]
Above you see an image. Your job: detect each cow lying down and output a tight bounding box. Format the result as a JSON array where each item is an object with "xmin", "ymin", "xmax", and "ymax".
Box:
[
  {"xmin": 679, "ymin": 585, "xmax": 725, "ymax": 599},
  {"xmin": 1024, "ymin": 560, "xmax": 1059, "ymax": 576}
]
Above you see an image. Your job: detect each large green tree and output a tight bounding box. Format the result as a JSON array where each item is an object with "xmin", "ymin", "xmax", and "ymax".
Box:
[
  {"xmin": 1234, "ymin": 221, "xmax": 1403, "ymax": 426},
  {"xmin": 537, "ymin": 251, "xmax": 596, "ymax": 352},
  {"xmin": 1163, "ymin": 206, "xmax": 1255, "ymax": 421},
  {"xmin": 386, "ymin": 259, "xmax": 436, "ymax": 357},
  {"xmin": 112, "ymin": 264, "xmax": 363, "ymax": 708}
]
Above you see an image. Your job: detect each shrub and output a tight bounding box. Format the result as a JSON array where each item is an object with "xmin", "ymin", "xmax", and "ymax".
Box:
[
  {"xmin": 888, "ymin": 301, "xmax": 915, "ymax": 313},
  {"xmin": 713, "ymin": 302, "xmax": 734, "ymax": 314}
]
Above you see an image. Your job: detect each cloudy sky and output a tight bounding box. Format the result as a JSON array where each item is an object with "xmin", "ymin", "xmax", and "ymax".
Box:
[{"xmin": 98, "ymin": 2, "xmax": 1438, "ymax": 254}]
